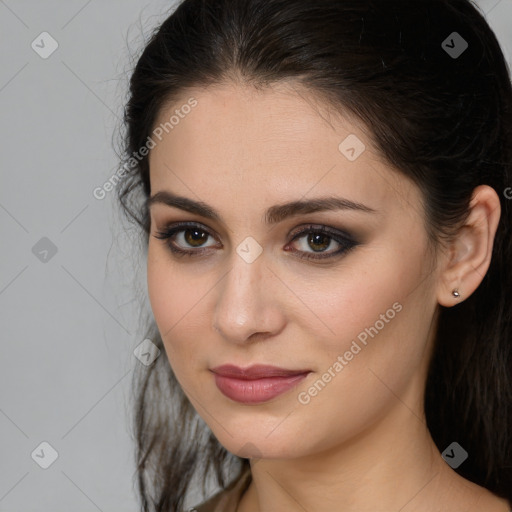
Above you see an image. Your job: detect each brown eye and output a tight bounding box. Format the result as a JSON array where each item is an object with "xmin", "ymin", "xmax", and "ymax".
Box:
[
  {"xmin": 183, "ymin": 228, "xmax": 209, "ymax": 247},
  {"xmin": 305, "ymin": 232, "xmax": 331, "ymax": 252},
  {"xmin": 287, "ymin": 224, "xmax": 359, "ymax": 261},
  {"xmin": 153, "ymin": 222, "xmax": 218, "ymax": 257}
]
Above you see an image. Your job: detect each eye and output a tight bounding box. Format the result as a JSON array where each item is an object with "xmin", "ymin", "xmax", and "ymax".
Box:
[
  {"xmin": 152, "ymin": 222, "xmax": 359, "ymax": 261},
  {"xmin": 153, "ymin": 222, "xmax": 218, "ymax": 257},
  {"xmin": 285, "ymin": 224, "xmax": 358, "ymax": 261}
]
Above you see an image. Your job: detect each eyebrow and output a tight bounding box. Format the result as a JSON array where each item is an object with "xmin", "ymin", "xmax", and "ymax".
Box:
[{"xmin": 146, "ymin": 190, "xmax": 378, "ymax": 225}]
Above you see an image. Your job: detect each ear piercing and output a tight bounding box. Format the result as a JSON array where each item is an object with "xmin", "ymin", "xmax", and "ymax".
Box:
[{"xmin": 452, "ymin": 288, "xmax": 461, "ymax": 298}]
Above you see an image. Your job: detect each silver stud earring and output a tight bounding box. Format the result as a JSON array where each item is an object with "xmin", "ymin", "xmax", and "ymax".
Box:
[{"xmin": 452, "ymin": 288, "xmax": 461, "ymax": 298}]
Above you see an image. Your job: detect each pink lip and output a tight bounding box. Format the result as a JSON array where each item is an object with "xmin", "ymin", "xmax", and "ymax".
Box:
[{"xmin": 210, "ymin": 364, "xmax": 311, "ymax": 404}]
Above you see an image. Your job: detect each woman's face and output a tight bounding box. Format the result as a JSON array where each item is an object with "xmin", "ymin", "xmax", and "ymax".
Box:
[{"xmin": 147, "ymin": 82, "xmax": 442, "ymax": 460}]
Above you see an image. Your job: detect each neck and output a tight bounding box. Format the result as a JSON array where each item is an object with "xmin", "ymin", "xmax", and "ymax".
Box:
[{"xmin": 237, "ymin": 400, "xmax": 505, "ymax": 512}]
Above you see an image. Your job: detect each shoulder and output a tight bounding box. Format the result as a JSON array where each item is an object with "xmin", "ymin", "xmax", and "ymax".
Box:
[{"xmin": 189, "ymin": 468, "xmax": 252, "ymax": 512}]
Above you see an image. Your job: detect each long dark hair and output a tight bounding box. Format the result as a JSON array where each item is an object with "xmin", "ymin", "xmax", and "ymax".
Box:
[{"xmin": 115, "ymin": 0, "xmax": 512, "ymax": 510}]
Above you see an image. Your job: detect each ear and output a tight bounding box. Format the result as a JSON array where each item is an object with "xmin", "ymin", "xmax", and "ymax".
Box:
[{"xmin": 436, "ymin": 185, "xmax": 501, "ymax": 307}]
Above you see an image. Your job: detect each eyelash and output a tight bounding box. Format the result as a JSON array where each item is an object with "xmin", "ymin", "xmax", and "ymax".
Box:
[{"xmin": 152, "ymin": 222, "xmax": 359, "ymax": 261}]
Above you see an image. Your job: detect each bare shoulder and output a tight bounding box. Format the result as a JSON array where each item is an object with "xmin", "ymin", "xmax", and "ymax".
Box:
[{"xmin": 452, "ymin": 474, "xmax": 510, "ymax": 512}]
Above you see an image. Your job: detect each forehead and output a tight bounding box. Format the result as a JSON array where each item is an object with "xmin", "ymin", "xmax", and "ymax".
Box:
[{"xmin": 148, "ymin": 82, "xmax": 420, "ymax": 217}]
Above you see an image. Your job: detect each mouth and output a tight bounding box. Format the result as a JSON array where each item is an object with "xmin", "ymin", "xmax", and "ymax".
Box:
[{"xmin": 210, "ymin": 364, "xmax": 311, "ymax": 404}]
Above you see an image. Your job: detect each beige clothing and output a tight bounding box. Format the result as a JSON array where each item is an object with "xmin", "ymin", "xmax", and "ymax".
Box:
[{"xmin": 190, "ymin": 469, "xmax": 252, "ymax": 512}]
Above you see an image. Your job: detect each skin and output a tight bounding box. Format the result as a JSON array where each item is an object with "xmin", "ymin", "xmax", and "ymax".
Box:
[{"xmin": 146, "ymin": 82, "xmax": 507, "ymax": 512}]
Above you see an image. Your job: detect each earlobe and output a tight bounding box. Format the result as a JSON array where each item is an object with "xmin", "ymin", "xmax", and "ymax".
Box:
[{"xmin": 436, "ymin": 185, "xmax": 501, "ymax": 308}]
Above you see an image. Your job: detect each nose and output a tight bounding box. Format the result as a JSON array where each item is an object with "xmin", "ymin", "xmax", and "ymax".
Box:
[{"xmin": 212, "ymin": 253, "xmax": 286, "ymax": 345}]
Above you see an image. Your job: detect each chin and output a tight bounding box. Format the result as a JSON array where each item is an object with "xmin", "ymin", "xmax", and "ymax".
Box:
[{"xmin": 210, "ymin": 422, "xmax": 307, "ymax": 461}]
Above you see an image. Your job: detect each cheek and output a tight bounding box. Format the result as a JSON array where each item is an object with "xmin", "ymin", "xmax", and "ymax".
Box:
[
  {"xmin": 146, "ymin": 247, "xmax": 207, "ymax": 369},
  {"xmin": 147, "ymin": 248, "xmax": 175, "ymax": 330},
  {"xmin": 293, "ymin": 250, "xmax": 413, "ymax": 358},
  {"xmin": 293, "ymin": 242, "xmax": 434, "ymax": 397}
]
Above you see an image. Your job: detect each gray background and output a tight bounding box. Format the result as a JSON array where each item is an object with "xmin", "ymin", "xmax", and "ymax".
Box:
[{"xmin": 0, "ymin": 0, "xmax": 511, "ymax": 510}]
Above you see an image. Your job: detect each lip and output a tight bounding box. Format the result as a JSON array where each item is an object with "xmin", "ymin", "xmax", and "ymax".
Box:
[{"xmin": 210, "ymin": 364, "xmax": 311, "ymax": 404}]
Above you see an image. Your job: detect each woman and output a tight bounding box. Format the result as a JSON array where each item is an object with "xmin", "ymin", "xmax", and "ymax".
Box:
[{"xmin": 116, "ymin": 0, "xmax": 512, "ymax": 510}]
